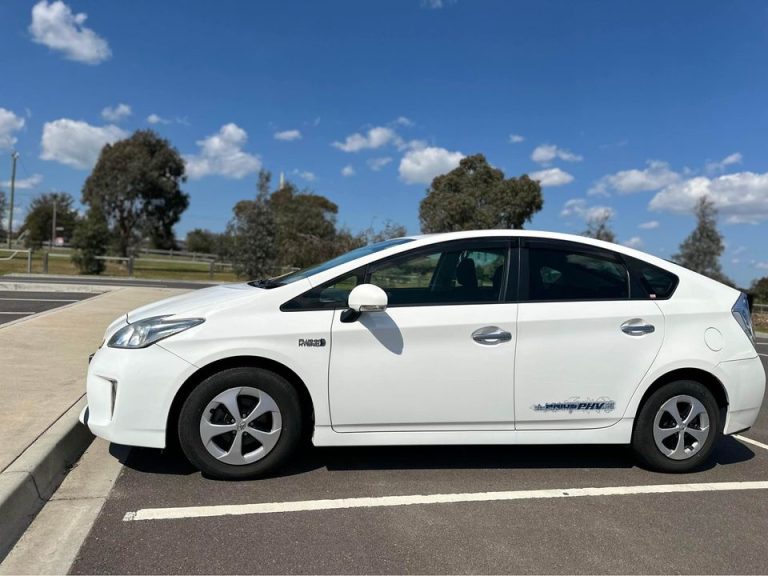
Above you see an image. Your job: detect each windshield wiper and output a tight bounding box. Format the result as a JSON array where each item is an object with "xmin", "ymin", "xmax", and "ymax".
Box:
[{"xmin": 248, "ymin": 278, "xmax": 284, "ymax": 289}]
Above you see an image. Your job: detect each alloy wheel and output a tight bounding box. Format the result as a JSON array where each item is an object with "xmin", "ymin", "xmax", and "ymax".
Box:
[
  {"xmin": 199, "ymin": 386, "xmax": 282, "ymax": 465},
  {"xmin": 652, "ymin": 394, "xmax": 710, "ymax": 461}
]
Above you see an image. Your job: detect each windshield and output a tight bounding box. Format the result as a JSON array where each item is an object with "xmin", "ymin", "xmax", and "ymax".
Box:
[{"xmin": 249, "ymin": 238, "xmax": 414, "ymax": 288}]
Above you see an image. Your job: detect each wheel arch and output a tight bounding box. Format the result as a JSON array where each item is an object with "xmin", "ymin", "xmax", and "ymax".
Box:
[
  {"xmin": 166, "ymin": 355, "xmax": 315, "ymax": 448},
  {"xmin": 632, "ymin": 367, "xmax": 729, "ymax": 433}
]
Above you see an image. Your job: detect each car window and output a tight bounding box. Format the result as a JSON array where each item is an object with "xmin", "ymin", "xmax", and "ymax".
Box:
[
  {"xmin": 368, "ymin": 244, "xmax": 508, "ymax": 306},
  {"xmin": 280, "ymin": 269, "xmax": 364, "ymax": 311},
  {"xmin": 527, "ymin": 245, "xmax": 629, "ymax": 301},
  {"xmin": 623, "ymin": 255, "xmax": 679, "ymax": 299}
]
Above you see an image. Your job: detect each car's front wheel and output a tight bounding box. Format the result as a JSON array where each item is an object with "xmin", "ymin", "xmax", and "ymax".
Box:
[
  {"xmin": 632, "ymin": 380, "xmax": 721, "ymax": 472},
  {"xmin": 178, "ymin": 367, "xmax": 303, "ymax": 479}
]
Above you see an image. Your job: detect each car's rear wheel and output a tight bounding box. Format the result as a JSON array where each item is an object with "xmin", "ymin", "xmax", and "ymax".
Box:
[
  {"xmin": 178, "ymin": 367, "xmax": 303, "ymax": 479},
  {"xmin": 632, "ymin": 380, "xmax": 721, "ymax": 472}
]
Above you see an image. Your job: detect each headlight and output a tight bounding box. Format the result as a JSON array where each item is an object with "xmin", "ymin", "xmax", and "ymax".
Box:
[{"xmin": 108, "ymin": 316, "xmax": 204, "ymax": 349}]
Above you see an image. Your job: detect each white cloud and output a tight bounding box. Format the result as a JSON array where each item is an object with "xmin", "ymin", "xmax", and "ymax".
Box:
[
  {"xmin": 560, "ymin": 198, "xmax": 615, "ymax": 221},
  {"xmin": 638, "ymin": 220, "xmax": 660, "ymax": 230},
  {"xmin": 341, "ymin": 165, "xmax": 355, "ymax": 177},
  {"xmin": 422, "ymin": 0, "xmax": 455, "ymax": 7},
  {"xmin": 394, "ymin": 116, "xmax": 413, "ymax": 127},
  {"xmin": 705, "ymin": 152, "xmax": 742, "ymax": 174},
  {"xmin": 399, "ymin": 146, "xmax": 464, "ymax": 184},
  {"xmin": 529, "ymin": 167, "xmax": 574, "ymax": 187},
  {"xmin": 589, "ymin": 160, "xmax": 680, "ymax": 196},
  {"xmin": 29, "ymin": 0, "xmax": 111, "ymax": 64},
  {"xmin": 623, "ymin": 236, "xmax": 644, "ymax": 249},
  {"xmin": 293, "ymin": 170, "xmax": 316, "ymax": 182},
  {"xmin": 755, "ymin": 261, "xmax": 768, "ymax": 271},
  {"xmin": 147, "ymin": 113, "xmax": 168, "ymax": 125},
  {"xmin": 649, "ymin": 171, "xmax": 768, "ymax": 224},
  {"xmin": 185, "ymin": 123, "xmax": 261, "ymax": 180},
  {"xmin": 101, "ymin": 103, "xmax": 131, "ymax": 122},
  {"xmin": 531, "ymin": 143, "xmax": 583, "ymax": 165},
  {"xmin": 274, "ymin": 129, "xmax": 302, "ymax": 142},
  {"xmin": 0, "ymin": 108, "xmax": 25, "ymax": 150},
  {"xmin": 40, "ymin": 118, "xmax": 127, "ymax": 169},
  {"xmin": 367, "ymin": 157, "xmax": 393, "ymax": 171},
  {"xmin": 1, "ymin": 174, "xmax": 43, "ymax": 190},
  {"xmin": 333, "ymin": 126, "xmax": 401, "ymax": 152},
  {"xmin": 509, "ymin": 134, "xmax": 525, "ymax": 144}
]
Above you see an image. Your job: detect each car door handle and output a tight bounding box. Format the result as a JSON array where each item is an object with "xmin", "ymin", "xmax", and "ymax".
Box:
[
  {"xmin": 620, "ymin": 319, "xmax": 655, "ymax": 336},
  {"xmin": 472, "ymin": 326, "xmax": 512, "ymax": 345}
]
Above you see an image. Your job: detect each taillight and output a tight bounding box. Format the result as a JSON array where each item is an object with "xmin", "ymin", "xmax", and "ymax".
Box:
[{"xmin": 732, "ymin": 292, "xmax": 755, "ymax": 346}]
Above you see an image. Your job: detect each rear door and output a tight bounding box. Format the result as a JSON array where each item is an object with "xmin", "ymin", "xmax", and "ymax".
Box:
[{"xmin": 514, "ymin": 239, "xmax": 664, "ymax": 430}]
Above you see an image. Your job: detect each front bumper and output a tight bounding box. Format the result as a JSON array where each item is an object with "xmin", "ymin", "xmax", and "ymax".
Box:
[
  {"xmin": 721, "ymin": 355, "xmax": 767, "ymax": 435},
  {"xmin": 83, "ymin": 343, "xmax": 197, "ymax": 448}
]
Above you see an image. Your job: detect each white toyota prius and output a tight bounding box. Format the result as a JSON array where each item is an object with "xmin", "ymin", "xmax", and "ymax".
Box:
[{"xmin": 81, "ymin": 230, "xmax": 765, "ymax": 479}]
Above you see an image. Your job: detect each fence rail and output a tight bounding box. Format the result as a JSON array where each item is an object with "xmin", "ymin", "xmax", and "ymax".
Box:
[
  {"xmin": 754, "ymin": 303, "xmax": 768, "ymax": 315},
  {"xmin": 0, "ymin": 248, "xmax": 32, "ymax": 273}
]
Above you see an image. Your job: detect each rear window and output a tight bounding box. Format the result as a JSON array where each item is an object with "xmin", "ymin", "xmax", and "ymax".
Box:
[{"xmin": 624, "ymin": 256, "xmax": 679, "ymax": 300}]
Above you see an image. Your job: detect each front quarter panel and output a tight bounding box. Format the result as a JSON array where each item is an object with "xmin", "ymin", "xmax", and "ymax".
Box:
[{"xmin": 159, "ymin": 303, "xmax": 335, "ymax": 427}]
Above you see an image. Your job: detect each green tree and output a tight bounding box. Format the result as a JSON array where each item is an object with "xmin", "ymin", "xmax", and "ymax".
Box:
[
  {"xmin": 271, "ymin": 181, "xmax": 340, "ymax": 268},
  {"xmin": 185, "ymin": 228, "xmax": 217, "ymax": 254},
  {"xmin": 672, "ymin": 197, "xmax": 732, "ymax": 285},
  {"xmin": 750, "ymin": 276, "xmax": 768, "ymax": 304},
  {"xmin": 82, "ymin": 130, "xmax": 188, "ymax": 256},
  {"xmin": 226, "ymin": 171, "xmax": 277, "ymax": 279},
  {"xmin": 419, "ymin": 154, "xmax": 543, "ymax": 232},
  {"xmin": 582, "ymin": 210, "xmax": 616, "ymax": 243},
  {"xmin": 20, "ymin": 192, "xmax": 78, "ymax": 249},
  {"xmin": 361, "ymin": 219, "xmax": 408, "ymax": 244},
  {"xmin": 71, "ymin": 210, "xmax": 111, "ymax": 274}
]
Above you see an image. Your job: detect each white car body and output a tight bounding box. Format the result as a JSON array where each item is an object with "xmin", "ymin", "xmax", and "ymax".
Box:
[{"xmin": 82, "ymin": 230, "xmax": 765, "ymax": 460}]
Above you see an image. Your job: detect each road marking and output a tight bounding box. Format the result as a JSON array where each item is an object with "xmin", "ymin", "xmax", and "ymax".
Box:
[
  {"xmin": 0, "ymin": 311, "xmax": 34, "ymax": 315},
  {"xmin": 735, "ymin": 434, "xmax": 768, "ymax": 451},
  {"xmin": 123, "ymin": 481, "xmax": 768, "ymax": 522},
  {"xmin": 0, "ymin": 297, "xmax": 78, "ymax": 302},
  {"xmin": 759, "ymin": 353, "xmax": 768, "ymax": 358}
]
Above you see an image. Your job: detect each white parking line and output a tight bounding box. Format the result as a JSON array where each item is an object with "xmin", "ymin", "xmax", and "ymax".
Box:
[
  {"xmin": 123, "ymin": 480, "xmax": 768, "ymax": 522},
  {"xmin": 0, "ymin": 311, "xmax": 34, "ymax": 315},
  {"xmin": 0, "ymin": 297, "xmax": 78, "ymax": 302},
  {"xmin": 759, "ymin": 353, "xmax": 768, "ymax": 358},
  {"xmin": 735, "ymin": 434, "xmax": 768, "ymax": 451}
]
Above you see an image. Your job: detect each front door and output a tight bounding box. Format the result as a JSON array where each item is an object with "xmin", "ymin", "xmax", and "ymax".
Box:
[{"xmin": 329, "ymin": 239, "xmax": 518, "ymax": 431}]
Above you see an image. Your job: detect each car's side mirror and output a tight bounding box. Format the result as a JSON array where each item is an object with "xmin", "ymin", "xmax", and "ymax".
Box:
[{"xmin": 341, "ymin": 284, "xmax": 388, "ymax": 323}]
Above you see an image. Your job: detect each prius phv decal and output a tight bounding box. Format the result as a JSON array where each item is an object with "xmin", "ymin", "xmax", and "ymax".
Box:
[{"xmin": 532, "ymin": 397, "xmax": 616, "ymax": 413}]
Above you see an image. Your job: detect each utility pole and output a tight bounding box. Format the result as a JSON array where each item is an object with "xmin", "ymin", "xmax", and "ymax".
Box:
[
  {"xmin": 7, "ymin": 151, "xmax": 18, "ymax": 249},
  {"xmin": 50, "ymin": 197, "xmax": 57, "ymax": 249}
]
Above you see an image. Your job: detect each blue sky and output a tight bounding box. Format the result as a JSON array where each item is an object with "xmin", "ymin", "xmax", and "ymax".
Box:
[{"xmin": 1, "ymin": 0, "xmax": 767, "ymax": 285}]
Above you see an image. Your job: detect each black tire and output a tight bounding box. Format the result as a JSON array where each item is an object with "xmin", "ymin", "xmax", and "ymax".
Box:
[
  {"xmin": 632, "ymin": 380, "xmax": 721, "ymax": 473},
  {"xmin": 178, "ymin": 367, "xmax": 303, "ymax": 480}
]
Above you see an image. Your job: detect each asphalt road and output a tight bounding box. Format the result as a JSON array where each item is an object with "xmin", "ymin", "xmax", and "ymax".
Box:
[
  {"xmin": 70, "ymin": 340, "xmax": 768, "ymax": 574},
  {"xmin": 0, "ymin": 291, "xmax": 95, "ymax": 325},
  {"xmin": 3, "ymin": 276, "xmax": 217, "ymax": 290}
]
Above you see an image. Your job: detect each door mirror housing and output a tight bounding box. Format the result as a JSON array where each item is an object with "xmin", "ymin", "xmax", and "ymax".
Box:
[{"xmin": 342, "ymin": 284, "xmax": 388, "ymax": 322}]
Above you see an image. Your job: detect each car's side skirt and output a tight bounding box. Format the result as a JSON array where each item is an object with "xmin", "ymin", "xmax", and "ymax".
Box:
[{"xmin": 311, "ymin": 418, "xmax": 634, "ymax": 446}]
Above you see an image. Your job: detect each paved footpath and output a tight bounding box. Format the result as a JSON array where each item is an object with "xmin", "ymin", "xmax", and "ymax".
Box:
[{"xmin": 0, "ymin": 287, "xmax": 186, "ymax": 474}]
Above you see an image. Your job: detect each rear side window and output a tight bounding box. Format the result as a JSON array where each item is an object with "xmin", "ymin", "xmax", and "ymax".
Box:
[
  {"xmin": 624, "ymin": 255, "xmax": 679, "ymax": 300},
  {"xmin": 525, "ymin": 244, "xmax": 629, "ymax": 301}
]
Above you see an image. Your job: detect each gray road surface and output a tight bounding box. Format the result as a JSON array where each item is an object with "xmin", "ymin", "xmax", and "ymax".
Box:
[
  {"xmin": 0, "ymin": 291, "xmax": 95, "ymax": 325},
  {"xmin": 70, "ymin": 341, "xmax": 768, "ymax": 574}
]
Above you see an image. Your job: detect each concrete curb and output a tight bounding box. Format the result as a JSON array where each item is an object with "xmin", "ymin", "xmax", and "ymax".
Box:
[{"xmin": 0, "ymin": 397, "xmax": 93, "ymax": 561}]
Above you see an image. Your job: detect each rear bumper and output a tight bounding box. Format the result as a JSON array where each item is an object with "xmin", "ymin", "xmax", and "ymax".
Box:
[
  {"xmin": 83, "ymin": 343, "xmax": 197, "ymax": 448},
  {"xmin": 721, "ymin": 355, "xmax": 766, "ymax": 435}
]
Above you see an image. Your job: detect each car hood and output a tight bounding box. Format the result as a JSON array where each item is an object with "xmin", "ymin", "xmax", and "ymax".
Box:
[{"xmin": 126, "ymin": 283, "xmax": 262, "ymax": 323}]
